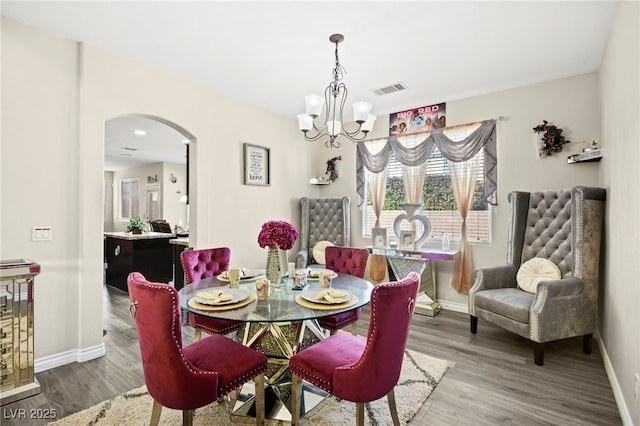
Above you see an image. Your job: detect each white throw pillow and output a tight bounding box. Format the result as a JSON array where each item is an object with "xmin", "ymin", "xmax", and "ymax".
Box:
[
  {"xmin": 312, "ymin": 240, "xmax": 334, "ymax": 265},
  {"xmin": 516, "ymin": 258, "xmax": 562, "ymax": 293}
]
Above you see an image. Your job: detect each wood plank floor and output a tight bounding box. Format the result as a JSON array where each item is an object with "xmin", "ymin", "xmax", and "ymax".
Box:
[{"xmin": 1, "ymin": 284, "xmax": 622, "ymax": 425}]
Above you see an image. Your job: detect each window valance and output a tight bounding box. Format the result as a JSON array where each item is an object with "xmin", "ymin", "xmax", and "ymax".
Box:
[{"xmin": 356, "ymin": 119, "xmax": 497, "ymax": 207}]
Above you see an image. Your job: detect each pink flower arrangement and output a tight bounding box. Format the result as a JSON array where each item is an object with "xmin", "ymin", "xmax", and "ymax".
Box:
[{"xmin": 257, "ymin": 220, "xmax": 298, "ymax": 250}]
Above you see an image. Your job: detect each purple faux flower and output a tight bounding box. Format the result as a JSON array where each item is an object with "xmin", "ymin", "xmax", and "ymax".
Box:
[
  {"xmin": 257, "ymin": 220, "xmax": 298, "ymax": 250},
  {"xmin": 533, "ymin": 120, "xmax": 570, "ymax": 156}
]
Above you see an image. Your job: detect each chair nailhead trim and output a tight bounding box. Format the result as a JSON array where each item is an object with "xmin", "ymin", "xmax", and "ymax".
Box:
[
  {"xmin": 289, "ymin": 364, "xmax": 331, "ymax": 392},
  {"xmin": 220, "ymin": 364, "xmax": 268, "ymax": 394}
]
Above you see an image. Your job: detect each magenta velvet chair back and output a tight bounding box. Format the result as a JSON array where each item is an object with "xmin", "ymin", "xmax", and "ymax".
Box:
[
  {"xmin": 318, "ymin": 246, "xmax": 369, "ymax": 334},
  {"xmin": 324, "ymin": 246, "xmax": 369, "ymax": 278},
  {"xmin": 127, "ymin": 272, "xmax": 219, "ymax": 410},
  {"xmin": 181, "ymin": 247, "xmax": 231, "ymax": 284},
  {"xmin": 290, "ymin": 272, "xmax": 421, "ymax": 425},
  {"xmin": 179, "ymin": 247, "xmax": 241, "ymax": 340},
  {"xmin": 128, "ymin": 272, "xmax": 268, "ymax": 425},
  {"xmin": 333, "ymin": 272, "xmax": 420, "ymax": 402}
]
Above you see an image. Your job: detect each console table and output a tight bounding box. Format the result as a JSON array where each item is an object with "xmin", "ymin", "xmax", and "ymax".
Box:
[{"xmin": 367, "ymin": 246, "xmax": 459, "ymax": 316}]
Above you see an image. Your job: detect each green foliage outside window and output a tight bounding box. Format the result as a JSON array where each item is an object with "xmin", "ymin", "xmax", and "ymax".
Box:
[{"xmin": 379, "ymin": 175, "xmax": 487, "ymax": 211}]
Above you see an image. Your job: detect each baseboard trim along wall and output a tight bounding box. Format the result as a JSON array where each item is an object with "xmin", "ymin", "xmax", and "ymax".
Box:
[
  {"xmin": 439, "ymin": 300, "xmax": 468, "ymax": 314},
  {"xmin": 597, "ymin": 333, "xmax": 632, "ymax": 425},
  {"xmin": 35, "ymin": 343, "xmax": 106, "ymax": 373}
]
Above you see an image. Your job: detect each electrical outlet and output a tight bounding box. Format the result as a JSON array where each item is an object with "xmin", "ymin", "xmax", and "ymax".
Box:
[{"xmin": 634, "ymin": 372, "xmax": 639, "ymax": 403}]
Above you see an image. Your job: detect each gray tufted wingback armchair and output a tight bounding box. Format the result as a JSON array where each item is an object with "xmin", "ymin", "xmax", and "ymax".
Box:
[
  {"xmin": 295, "ymin": 197, "xmax": 351, "ymax": 268},
  {"xmin": 469, "ymin": 186, "xmax": 606, "ymax": 365}
]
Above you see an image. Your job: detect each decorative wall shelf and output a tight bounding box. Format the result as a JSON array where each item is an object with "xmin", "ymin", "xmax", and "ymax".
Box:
[
  {"xmin": 567, "ymin": 149, "xmax": 603, "ymax": 164},
  {"xmin": 309, "ymin": 178, "xmax": 332, "ymax": 185}
]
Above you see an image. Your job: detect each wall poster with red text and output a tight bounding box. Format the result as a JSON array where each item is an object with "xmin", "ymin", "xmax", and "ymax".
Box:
[{"xmin": 389, "ymin": 103, "xmax": 446, "ymax": 136}]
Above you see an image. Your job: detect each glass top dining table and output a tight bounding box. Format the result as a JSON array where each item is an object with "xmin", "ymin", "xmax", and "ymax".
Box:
[
  {"xmin": 178, "ymin": 271, "xmax": 373, "ymax": 422},
  {"xmin": 178, "ymin": 272, "xmax": 373, "ymax": 323}
]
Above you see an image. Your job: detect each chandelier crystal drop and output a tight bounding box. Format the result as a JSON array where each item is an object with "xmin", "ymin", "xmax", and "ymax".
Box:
[{"xmin": 297, "ymin": 34, "xmax": 376, "ymax": 149}]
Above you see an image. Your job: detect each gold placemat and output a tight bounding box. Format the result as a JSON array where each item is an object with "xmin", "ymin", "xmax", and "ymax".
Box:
[
  {"xmin": 188, "ymin": 293, "xmax": 256, "ymax": 311},
  {"xmin": 295, "ymin": 294, "xmax": 358, "ymax": 310}
]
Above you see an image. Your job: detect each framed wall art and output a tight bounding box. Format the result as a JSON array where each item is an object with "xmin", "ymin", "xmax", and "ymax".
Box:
[
  {"xmin": 243, "ymin": 143, "xmax": 271, "ymax": 186},
  {"xmin": 389, "ymin": 102, "xmax": 446, "ymax": 136}
]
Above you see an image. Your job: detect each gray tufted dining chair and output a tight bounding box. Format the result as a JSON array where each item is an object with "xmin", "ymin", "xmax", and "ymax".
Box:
[
  {"xmin": 295, "ymin": 197, "xmax": 351, "ymax": 268},
  {"xmin": 469, "ymin": 186, "xmax": 606, "ymax": 365}
]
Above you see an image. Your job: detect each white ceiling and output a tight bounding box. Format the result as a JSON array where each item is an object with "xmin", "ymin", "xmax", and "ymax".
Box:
[{"xmin": 2, "ymin": 1, "xmax": 619, "ymax": 170}]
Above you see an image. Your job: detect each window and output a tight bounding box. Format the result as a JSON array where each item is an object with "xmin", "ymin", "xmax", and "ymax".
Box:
[
  {"xmin": 119, "ymin": 178, "xmax": 140, "ymax": 220},
  {"xmin": 363, "ymin": 148, "xmax": 491, "ymax": 243}
]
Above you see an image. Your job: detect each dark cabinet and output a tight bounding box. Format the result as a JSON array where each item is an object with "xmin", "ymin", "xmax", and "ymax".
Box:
[{"xmin": 105, "ymin": 234, "xmax": 174, "ymax": 292}]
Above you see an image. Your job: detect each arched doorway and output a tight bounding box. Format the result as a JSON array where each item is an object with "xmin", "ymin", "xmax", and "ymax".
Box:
[
  {"xmin": 104, "ymin": 114, "xmax": 194, "ymax": 233},
  {"xmin": 102, "ymin": 114, "xmax": 195, "ymax": 299}
]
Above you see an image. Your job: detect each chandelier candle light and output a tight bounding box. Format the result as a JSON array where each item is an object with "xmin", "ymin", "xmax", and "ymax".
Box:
[{"xmin": 297, "ymin": 34, "xmax": 377, "ymax": 149}]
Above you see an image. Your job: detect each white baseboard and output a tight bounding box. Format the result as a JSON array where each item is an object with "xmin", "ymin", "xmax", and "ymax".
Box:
[
  {"xmin": 438, "ymin": 300, "xmax": 468, "ymax": 313},
  {"xmin": 597, "ymin": 334, "xmax": 633, "ymax": 425},
  {"xmin": 34, "ymin": 343, "xmax": 106, "ymax": 373}
]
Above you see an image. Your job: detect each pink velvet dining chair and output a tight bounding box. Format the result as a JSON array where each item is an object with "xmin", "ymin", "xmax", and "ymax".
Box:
[
  {"xmin": 289, "ymin": 272, "xmax": 420, "ymax": 426},
  {"xmin": 127, "ymin": 272, "xmax": 267, "ymax": 426},
  {"xmin": 317, "ymin": 246, "xmax": 369, "ymax": 335},
  {"xmin": 180, "ymin": 247, "xmax": 242, "ymax": 341}
]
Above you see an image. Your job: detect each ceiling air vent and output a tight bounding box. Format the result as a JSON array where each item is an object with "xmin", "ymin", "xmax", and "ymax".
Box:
[{"xmin": 373, "ymin": 82, "xmax": 408, "ymax": 96}]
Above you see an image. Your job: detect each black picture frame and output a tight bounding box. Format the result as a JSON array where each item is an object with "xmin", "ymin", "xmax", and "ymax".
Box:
[{"xmin": 243, "ymin": 143, "xmax": 271, "ymax": 186}]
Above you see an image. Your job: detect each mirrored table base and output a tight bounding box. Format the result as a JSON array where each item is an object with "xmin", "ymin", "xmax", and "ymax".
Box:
[{"xmin": 232, "ymin": 318, "xmax": 328, "ymax": 421}]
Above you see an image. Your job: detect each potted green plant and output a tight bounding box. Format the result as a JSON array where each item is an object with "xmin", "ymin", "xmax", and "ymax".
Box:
[{"xmin": 126, "ymin": 217, "xmax": 147, "ymax": 234}]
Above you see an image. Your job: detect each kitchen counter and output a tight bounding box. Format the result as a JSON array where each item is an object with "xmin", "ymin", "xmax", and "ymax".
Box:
[{"xmin": 103, "ymin": 231, "xmax": 176, "ymax": 240}]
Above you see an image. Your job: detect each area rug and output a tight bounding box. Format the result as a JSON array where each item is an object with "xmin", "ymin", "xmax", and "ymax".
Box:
[{"xmin": 49, "ymin": 349, "xmax": 450, "ymax": 426}]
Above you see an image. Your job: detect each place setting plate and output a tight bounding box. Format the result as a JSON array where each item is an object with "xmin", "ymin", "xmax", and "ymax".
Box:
[
  {"xmin": 305, "ymin": 269, "xmax": 338, "ymax": 280},
  {"xmin": 217, "ymin": 268, "xmax": 263, "ymax": 282},
  {"xmin": 295, "ymin": 288, "xmax": 358, "ymax": 310},
  {"xmin": 301, "ymin": 288, "xmax": 351, "ymax": 304},
  {"xmin": 194, "ymin": 288, "xmax": 249, "ymax": 305}
]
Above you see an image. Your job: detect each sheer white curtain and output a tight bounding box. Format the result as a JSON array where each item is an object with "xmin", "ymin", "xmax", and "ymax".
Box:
[
  {"xmin": 364, "ymin": 138, "xmax": 389, "ymax": 228},
  {"xmin": 398, "ymin": 133, "xmax": 428, "ymax": 204},
  {"xmin": 445, "ymin": 123, "xmax": 482, "ymax": 293}
]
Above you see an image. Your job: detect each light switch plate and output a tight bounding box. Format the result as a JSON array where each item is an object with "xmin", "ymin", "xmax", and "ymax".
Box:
[{"xmin": 32, "ymin": 226, "xmax": 52, "ymax": 241}]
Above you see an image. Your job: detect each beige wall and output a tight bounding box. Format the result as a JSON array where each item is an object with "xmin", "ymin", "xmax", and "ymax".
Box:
[
  {"xmin": 162, "ymin": 162, "xmax": 188, "ymax": 229},
  {"xmin": 599, "ymin": 1, "xmax": 640, "ymax": 424},
  {"xmin": 1, "ymin": 18, "xmax": 84, "ymax": 360}
]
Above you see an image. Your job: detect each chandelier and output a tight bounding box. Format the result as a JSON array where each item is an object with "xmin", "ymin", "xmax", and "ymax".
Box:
[{"xmin": 297, "ymin": 34, "xmax": 377, "ymax": 149}]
